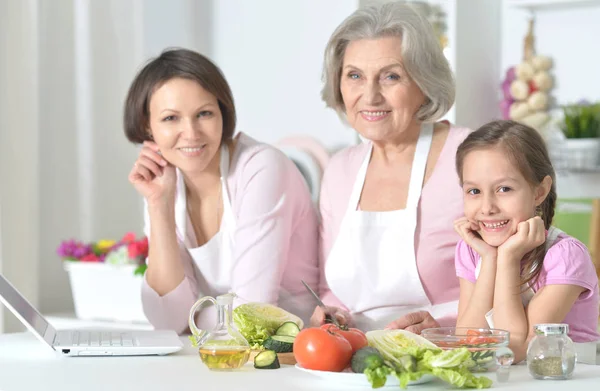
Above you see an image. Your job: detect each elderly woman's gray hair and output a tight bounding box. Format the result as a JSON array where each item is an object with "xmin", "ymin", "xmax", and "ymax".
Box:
[{"xmin": 321, "ymin": 2, "xmax": 455, "ymax": 123}]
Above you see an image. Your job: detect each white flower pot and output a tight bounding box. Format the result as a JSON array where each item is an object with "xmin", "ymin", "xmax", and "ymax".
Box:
[
  {"xmin": 64, "ymin": 262, "xmax": 147, "ymax": 323},
  {"xmin": 563, "ymin": 138, "xmax": 600, "ymax": 171}
]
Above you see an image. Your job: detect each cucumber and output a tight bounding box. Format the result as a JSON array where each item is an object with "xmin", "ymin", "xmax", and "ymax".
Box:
[
  {"xmin": 254, "ymin": 350, "xmax": 280, "ymax": 369},
  {"xmin": 263, "ymin": 335, "xmax": 295, "ymax": 353},
  {"xmin": 351, "ymin": 347, "xmax": 385, "ymax": 373},
  {"xmin": 275, "ymin": 321, "xmax": 301, "ymax": 337}
]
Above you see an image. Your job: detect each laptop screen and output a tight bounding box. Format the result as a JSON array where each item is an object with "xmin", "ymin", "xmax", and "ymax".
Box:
[{"xmin": 0, "ymin": 274, "xmax": 48, "ymax": 336}]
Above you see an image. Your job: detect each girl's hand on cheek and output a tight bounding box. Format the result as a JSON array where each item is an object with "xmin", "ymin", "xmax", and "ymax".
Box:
[
  {"xmin": 498, "ymin": 216, "xmax": 545, "ymax": 261},
  {"xmin": 454, "ymin": 217, "xmax": 498, "ymax": 260}
]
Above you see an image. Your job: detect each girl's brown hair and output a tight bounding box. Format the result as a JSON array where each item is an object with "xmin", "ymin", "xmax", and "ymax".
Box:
[
  {"xmin": 456, "ymin": 120, "xmax": 557, "ymax": 288},
  {"xmin": 124, "ymin": 48, "xmax": 236, "ymax": 144}
]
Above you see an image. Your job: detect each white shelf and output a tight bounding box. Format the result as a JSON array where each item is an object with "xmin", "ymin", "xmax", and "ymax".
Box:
[
  {"xmin": 556, "ymin": 171, "xmax": 600, "ymax": 199},
  {"xmin": 507, "ymin": 0, "xmax": 600, "ymax": 11}
]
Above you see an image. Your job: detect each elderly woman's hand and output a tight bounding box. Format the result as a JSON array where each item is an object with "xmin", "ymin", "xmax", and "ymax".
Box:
[
  {"xmin": 309, "ymin": 305, "xmax": 354, "ymax": 328},
  {"xmin": 384, "ymin": 311, "xmax": 440, "ymax": 334}
]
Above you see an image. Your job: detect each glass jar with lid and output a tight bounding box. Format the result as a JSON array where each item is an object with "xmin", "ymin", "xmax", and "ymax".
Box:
[{"xmin": 526, "ymin": 323, "xmax": 576, "ymax": 380}]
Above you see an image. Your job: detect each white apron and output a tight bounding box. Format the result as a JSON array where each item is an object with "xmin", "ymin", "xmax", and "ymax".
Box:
[
  {"xmin": 175, "ymin": 144, "xmax": 236, "ymax": 296},
  {"xmin": 171, "ymin": 141, "xmax": 311, "ymax": 322},
  {"xmin": 325, "ymin": 123, "xmax": 458, "ymax": 331},
  {"xmin": 475, "ymin": 227, "xmax": 562, "ymax": 328}
]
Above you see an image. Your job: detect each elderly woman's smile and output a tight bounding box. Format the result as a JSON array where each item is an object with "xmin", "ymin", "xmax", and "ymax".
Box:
[{"xmin": 360, "ymin": 110, "xmax": 391, "ymax": 121}]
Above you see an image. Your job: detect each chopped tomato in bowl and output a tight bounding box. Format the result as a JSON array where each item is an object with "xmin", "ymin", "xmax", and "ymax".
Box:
[{"xmin": 421, "ymin": 328, "xmax": 510, "ymax": 372}]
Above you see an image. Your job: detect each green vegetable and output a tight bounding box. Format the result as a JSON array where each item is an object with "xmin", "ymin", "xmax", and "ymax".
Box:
[
  {"xmin": 364, "ymin": 330, "xmax": 492, "ymax": 389},
  {"xmin": 428, "ymin": 348, "xmax": 471, "ymax": 368},
  {"xmin": 351, "ymin": 347, "xmax": 385, "ymax": 373},
  {"xmin": 275, "ymin": 321, "xmax": 301, "ymax": 337},
  {"xmin": 364, "ymin": 365, "xmax": 392, "ymax": 388},
  {"xmin": 233, "ymin": 303, "xmax": 303, "ymax": 349},
  {"xmin": 262, "ymin": 335, "xmax": 295, "ymax": 353},
  {"xmin": 431, "ymin": 366, "xmax": 493, "ymax": 389},
  {"xmin": 395, "ymin": 370, "xmax": 427, "ymax": 389},
  {"xmin": 395, "ymin": 355, "xmax": 417, "ymax": 373},
  {"xmin": 366, "ymin": 329, "xmax": 439, "ymax": 367},
  {"xmin": 254, "ymin": 350, "xmax": 280, "ymax": 369}
]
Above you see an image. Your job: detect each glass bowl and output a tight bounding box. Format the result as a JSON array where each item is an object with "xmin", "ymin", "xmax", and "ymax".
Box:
[{"xmin": 421, "ymin": 327, "xmax": 510, "ymax": 372}]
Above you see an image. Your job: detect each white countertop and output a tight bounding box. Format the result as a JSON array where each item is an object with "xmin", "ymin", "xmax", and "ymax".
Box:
[{"xmin": 0, "ymin": 332, "xmax": 599, "ymax": 391}]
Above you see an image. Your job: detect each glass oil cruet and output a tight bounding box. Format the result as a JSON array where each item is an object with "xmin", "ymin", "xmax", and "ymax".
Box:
[{"xmin": 188, "ymin": 292, "xmax": 251, "ymax": 370}]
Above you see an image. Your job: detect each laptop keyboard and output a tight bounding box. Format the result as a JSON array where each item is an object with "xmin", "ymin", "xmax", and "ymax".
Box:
[{"xmin": 65, "ymin": 331, "xmax": 135, "ymax": 347}]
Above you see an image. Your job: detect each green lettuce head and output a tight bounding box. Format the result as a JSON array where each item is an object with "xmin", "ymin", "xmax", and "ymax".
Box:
[{"xmin": 233, "ymin": 303, "xmax": 303, "ymax": 349}]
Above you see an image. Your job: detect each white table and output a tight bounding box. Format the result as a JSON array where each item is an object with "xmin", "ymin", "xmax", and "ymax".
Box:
[{"xmin": 0, "ymin": 333, "xmax": 599, "ymax": 391}]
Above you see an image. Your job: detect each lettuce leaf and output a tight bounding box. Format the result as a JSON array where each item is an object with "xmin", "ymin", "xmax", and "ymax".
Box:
[
  {"xmin": 364, "ymin": 330, "xmax": 492, "ymax": 389},
  {"xmin": 427, "ymin": 347, "xmax": 472, "ymax": 368},
  {"xmin": 364, "ymin": 365, "xmax": 392, "ymax": 388},
  {"xmin": 366, "ymin": 329, "xmax": 440, "ymax": 368},
  {"xmin": 232, "ymin": 303, "xmax": 303, "ymax": 348},
  {"xmin": 395, "ymin": 370, "xmax": 429, "ymax": 389}
]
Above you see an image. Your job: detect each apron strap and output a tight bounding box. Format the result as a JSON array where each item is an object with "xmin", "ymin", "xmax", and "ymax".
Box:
[
  {"xmin": 347, "ymin": 123, "xmax": 435, "ymax": 212},
  {"xmin": 347, "ymin": 145, "xmax": 372, "ymax": 212},
  {"xmin": 406, "ymin": 123, "xmax": 434, "ymax": 209},
  {"xmin": 546, "ymin": 226, "xmax": 562, "ymax": 250},
  {"xmin": 219, "ymin": 144, "xmax": 236, "ymax": 231},
  {"xmin": 175, "ymin": 168, "xmax": 189, "ymax": 245}
]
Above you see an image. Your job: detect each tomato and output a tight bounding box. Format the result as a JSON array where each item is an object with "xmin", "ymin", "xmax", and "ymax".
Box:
[
  {"xmin": 320, "ymin": 324, "xmax": 368, "ymax": 353},
  {"xmin": 293, "ymin": 327, "xmax": 353, "ymax": 372},
  {"xmin": 459, "ymin": 330, "xmax": 501, "ymax": 345}
]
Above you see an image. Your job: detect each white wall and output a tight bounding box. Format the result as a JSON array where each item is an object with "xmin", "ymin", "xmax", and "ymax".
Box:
[
  {"xmin": 0, "ymin": 0, "xmax": 40, "ymax": 333},
  {"xmin": 453, "ymin": 0, "xmax": 502, "ymax": 129},
  {"xmin": 501, "ymin": 1, "xmax": 600, "ymax": 106},
  {"xmin": 211, "ymin": 0, "xmax": 359, "ymax": 151}
]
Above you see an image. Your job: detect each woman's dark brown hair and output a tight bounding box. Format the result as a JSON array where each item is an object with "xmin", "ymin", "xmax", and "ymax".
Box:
[
  {"xmin": 456, "ymin": 120, "xmax": 557, "ymax": 288},
  {"xmin": 124, "ymin": 48, "xmax": 236, "ymax": 144}
]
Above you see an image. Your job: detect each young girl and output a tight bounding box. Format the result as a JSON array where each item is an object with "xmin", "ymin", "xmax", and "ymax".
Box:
[{"xmin": 454, "ymin": 120, "xmax": 599, "ymax": 362}]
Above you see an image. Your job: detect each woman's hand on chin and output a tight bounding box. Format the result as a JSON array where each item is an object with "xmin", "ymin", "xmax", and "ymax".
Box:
[{"xmin": 129, "ymin": 141, "xmax": 177, "ymax": 207}]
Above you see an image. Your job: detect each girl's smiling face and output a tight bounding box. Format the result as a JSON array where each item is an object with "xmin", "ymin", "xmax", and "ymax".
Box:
[{"xmin": 461, "ymin": 147, "xmax": 549, "ymax": 247}]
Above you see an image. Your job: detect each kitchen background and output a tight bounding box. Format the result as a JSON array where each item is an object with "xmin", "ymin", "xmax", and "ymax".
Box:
[{"xmin": 1, "ymin": 0, "xmax": 599, "ymax": 333}]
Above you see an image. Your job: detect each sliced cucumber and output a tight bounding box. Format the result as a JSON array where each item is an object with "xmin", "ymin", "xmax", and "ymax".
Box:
[
  {"xmin": 263, "ymin": 335, "xmax": 295, "ymax": 353},
  {"xmin": 254, "ymin": 350, "xmax": 280, "ymax": 369},
  {"xmin": 275, "ymin": 321, "xmax": 301, "ymax": 337}
]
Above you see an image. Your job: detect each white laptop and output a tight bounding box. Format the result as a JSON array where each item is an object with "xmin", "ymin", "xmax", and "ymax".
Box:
[{"xmin": 0, "ymin": 273, "xmax": 183, "ymax": 356}]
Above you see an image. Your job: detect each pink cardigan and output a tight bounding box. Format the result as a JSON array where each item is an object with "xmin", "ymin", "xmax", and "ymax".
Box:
[
  {"xmin": 319, "ymin": 125, "xmax": 472, "ymax": 325},
  {"xmin": 141, "ymin": 133, "xmax": 319, "ymax": 333}
]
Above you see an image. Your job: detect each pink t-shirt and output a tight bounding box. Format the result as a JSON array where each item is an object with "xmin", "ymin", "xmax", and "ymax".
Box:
[
  {"xmin": 455, "ymin": 234, "xmax": 600, "ymax": 342},
  {"xmin": 141, "ymin": 133, "xmax": 319, "ymax": 333},
  {"xmin": 319, "ymin": 124, "xmax": 472, "ymax": 325}
]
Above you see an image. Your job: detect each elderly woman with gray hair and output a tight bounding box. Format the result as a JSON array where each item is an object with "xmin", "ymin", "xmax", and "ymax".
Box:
[{"xmin": 311, "ymin": 2, "xmax": 472, "ymax": 333}]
